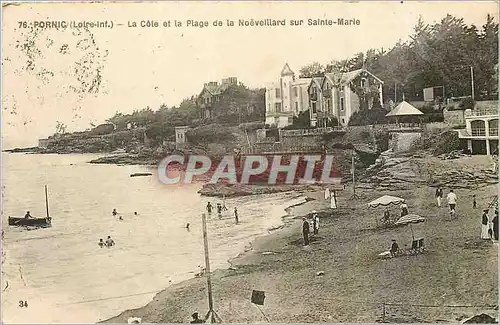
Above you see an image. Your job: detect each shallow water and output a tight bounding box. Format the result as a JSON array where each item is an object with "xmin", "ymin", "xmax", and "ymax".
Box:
[{"xmin": 1, "ymin": 153, "xmax": 306, "ymax": 323}]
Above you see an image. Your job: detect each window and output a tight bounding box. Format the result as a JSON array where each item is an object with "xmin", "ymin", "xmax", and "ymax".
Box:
[
  {"xmin": 340, "ymin": 98, "xmax": 345, "ymax": 111},
  {"xmin": 489, "ymin": 119, "xmax": 498, "ymax": 136},
  {"xmin": 361, "ymin": 78, "xmax": 366, "ymax": 88},
  {"xmin": 295, "ymin": 102, "xmax": 299, "ymax": 112},
  {"xmin": 294, "ymin": 87, "xmax": 298, "ymax": 96},
  {"xmin": 312, "ymin": 102, "xmax": 317, "ymax": 113},
  {"xmin": 275, "ymin": 88, "xmax": 281, "ymax": 98},
  {"xmin": 275, "ymin": 103, "xmax": 282, "ymax": 112},
  {"xmin": 471, "ymin": 120, "xmax": 486, "ymax": 136}
]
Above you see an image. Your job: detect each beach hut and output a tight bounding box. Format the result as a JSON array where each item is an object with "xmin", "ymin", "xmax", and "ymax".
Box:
[{"xmin": 385, "ymin": 101, "xmax": 424, "ymax": 127}]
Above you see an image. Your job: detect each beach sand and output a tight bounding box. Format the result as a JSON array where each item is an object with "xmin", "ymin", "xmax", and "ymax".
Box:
[{"xmin": 104, "ymin": 155, "xmax": 498, "ymax": 323}]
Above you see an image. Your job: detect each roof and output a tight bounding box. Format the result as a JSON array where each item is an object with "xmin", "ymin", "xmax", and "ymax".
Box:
[
  {"xmin": 309, "ymin": 77, "xmax": 323, "ymax": 90},
  {"xmin": 386, "ymin": 101, "xmax": 424, "ymax": 117},
  {"xmin": 292, "ymin": 78, "xmax": 312, "ymax": 85},
  {"xmin": 323, "ymin": 72, "xmax": 343, "ymax": 87},
  {"xmin": 340, "ymin": 69, "xmax": 384, "ymax": 85},
  {"xmin": 281, "ymin": 63, "xmax": 295, "ymax": 76},
  {"xmin": 200, "ymin": 82, "xmax": 231, "ymax": 97}
]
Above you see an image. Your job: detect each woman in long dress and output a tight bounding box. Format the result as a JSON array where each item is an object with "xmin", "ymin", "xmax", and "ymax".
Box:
[{"xmin": 481, "ymin": 209, "xmax": 490, "ymax": 239}]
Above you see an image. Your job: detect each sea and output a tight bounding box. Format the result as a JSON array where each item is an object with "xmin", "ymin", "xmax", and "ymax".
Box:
[{"xmin": 1, "ymin": 153, "xmax": 307, "ymax": 323}]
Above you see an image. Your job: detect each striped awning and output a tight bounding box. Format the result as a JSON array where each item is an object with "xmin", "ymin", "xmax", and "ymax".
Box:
[{"xmin": 395, "ymin": 214, "xmax": 425, "ymax": 225}]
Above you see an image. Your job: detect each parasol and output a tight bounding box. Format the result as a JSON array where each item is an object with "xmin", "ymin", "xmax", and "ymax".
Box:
[
  {"xmin": 368, "ymin": 195, "xmax": 405, "ymax": 208},
  {"xmin": 394, "ymin": 214, "xmax": 425, "ymax": 241}
]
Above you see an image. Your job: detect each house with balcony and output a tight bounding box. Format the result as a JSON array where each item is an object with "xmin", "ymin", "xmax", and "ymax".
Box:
[
  {"xmin": 457, "ymin": 108, "xmax": 498, "ymax": 155},
  {"xmin": 311, "ymin": 69, "xmax": 384, "ymax": 127},
  {"xmin": 197, "ymin": 77, "xmax": 238, "ymax": 120},
  {"xmin": 265, "ymin": 64, "xmax": 311, "ymax": 128}
]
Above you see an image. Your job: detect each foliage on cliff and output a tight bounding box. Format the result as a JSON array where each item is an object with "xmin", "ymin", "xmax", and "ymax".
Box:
[
  {"xmin": 185, "ymin": 124, "xmax": 237, "ymax": 145},
  {"xmin": 348, "ymin": 107, "xmax": 388, "ymax": 126}
]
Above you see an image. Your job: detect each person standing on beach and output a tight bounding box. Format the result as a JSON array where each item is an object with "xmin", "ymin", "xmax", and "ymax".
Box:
[
  {"xmin": 481, "ymin": 209, "xmax": 490, "ymax": 239},
  {"xmin": 222, "ymin": 196, "xmax": 228, "ymax": 211},
  {"xmin": 206, "ymin": 202, "xmax": 213, "ymax": 214},
  {"xmin": 234, "ymin": 207, "xmax": 239, "ymax": 224},
  {"xmin": 302, "ymin": 217, "xmax": 310, "ymax": 246},
  {"xmin": 435, "ymin": 187, "xmax": 443, "ymax": 207},
  {"xmin": 472, "ymin": 195, "xmax": 477, "ymax": 209},
  {"xmin": 313, "ymin": 214, "xmax": 320, "ymax": 235},
  {"xmin": 447, "ymin": 190, "xmax": 457, "ymax": 215},
  {"xmin": 492, "ymin": 210, "xmax": 498, "ymax": 241}
]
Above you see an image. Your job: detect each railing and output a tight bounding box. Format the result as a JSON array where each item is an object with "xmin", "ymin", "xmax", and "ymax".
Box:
[
  {"xmin": 241, "ymin": 143, "xmax": 322, "ymax": 155},
  {"xmin": 466, "ymin": 109, "xmax": 498, "ymax": 117},
  {"xmin": 280, "ymin": 127, "xmax": 333, "ymax": 137}
]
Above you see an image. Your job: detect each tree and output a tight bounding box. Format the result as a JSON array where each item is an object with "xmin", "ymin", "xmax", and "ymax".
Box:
[
  {"xmin": 55, "ymin": 121, "xmax": 67, "ymax": 134},
  {"xmin": 299, "ymin": 62, "xmax": 325, "ymax": 78}
]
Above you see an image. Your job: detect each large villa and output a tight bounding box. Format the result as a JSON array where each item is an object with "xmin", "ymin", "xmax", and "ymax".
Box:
[{"xmin": 264, "ymin": 63, "xmax": 384, "ymax": 128}]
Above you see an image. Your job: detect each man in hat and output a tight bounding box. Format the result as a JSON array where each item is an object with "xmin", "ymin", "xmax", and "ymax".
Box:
[
  {"xmin": 190, "ymin": 312, "xmax": 204, "ymax": 323},
  {"xmin": 302, "ymin": 217, "xmax": 310, "ymax": 246},
  {"xmin": 481, "ymin": 209, "xmax": 490, "ymax": 239},
  {"xmin": 492, "ymin": 210, "xmax": 498, "ymax": 241}
]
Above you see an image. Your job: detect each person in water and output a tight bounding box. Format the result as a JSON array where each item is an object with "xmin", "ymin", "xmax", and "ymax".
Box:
[
  {"xmin": 217, "ymin": 203, "xmax": 222, "ymax": 218},
  {"xmin": 186, "ymin": 223, "xmax": 190, "ymax": 231},
  {"xmin": 112, "ymin": 209, "xmax": 117, "ymax": 216},
  {"xmin": 105, "ymin": 236, "xmax": 115, "ymax": 247},
  {"xmin": 24, "ymin": 211, "xmax": 32, "ymax": 219},
  {"xmin": 134, "ymin": 212, "xmax": 138, "ymax": 216},
  {"xmin": 119, "ymin": 216, "xmax": 123, "ymax": 221},
  {"xmin": 98, "ymin": 239, "xmax": 105, "ymax": 248}
]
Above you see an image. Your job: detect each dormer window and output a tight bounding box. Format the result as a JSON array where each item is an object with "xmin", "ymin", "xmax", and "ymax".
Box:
[{"xmin": 361, "ymin": 78, "xmax": 367, "ymax": 88}]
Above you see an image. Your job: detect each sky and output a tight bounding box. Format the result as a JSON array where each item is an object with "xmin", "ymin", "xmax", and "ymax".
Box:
[{"xmin": 2, "ymin": 1, "xmax": 498, "ymax": 148}]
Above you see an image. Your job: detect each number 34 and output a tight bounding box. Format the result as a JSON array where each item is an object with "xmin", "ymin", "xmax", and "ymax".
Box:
[{"xmin": 19, "ymin": 300, "xmax": 28, "ymax": 308}]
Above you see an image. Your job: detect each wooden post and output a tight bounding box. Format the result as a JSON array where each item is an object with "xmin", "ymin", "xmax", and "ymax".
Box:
[
  {"xmin": 201, "ymin": 213, "xmax": 216, "ymax": 323},
  {"xmin": 470, "ymin": 66, "xmax": 475, "ymax": 101},
  {"xmin": 382, "ymin": 300, "xmax": 386, "ymax": 322},
  {"xmin": 44, "ymin": 185, "xmax": 50, "ymax": 220}
]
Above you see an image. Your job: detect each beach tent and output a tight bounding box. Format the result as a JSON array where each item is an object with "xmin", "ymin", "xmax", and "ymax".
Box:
[
  {"xmin": 395, "ymin": 214, "xmax": 425, "ymax": 241},
  {"xmin": 385, "ymin": 101, "xmax": 424, "ymax": 125},
  {"xmin": 368, "ymin": 195, "xmax": 405, "ymax": 208}
]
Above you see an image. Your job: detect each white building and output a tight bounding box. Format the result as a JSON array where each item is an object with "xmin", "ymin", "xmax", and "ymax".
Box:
[
  {"xmin": 265, "ymin": 63, "xmax": 384, "ymax": 128},
  {"xmin": 457, "ymin": 108, "xmax": 498, "ymax": 155},
  {"xmin": 265, "ymin": 63, "xmax": 311, "ymax": 128}
]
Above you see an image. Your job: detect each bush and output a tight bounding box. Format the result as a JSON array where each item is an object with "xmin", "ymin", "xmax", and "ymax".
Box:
[
  {"xmin": 433, "ymin": 131, "xmax": 461, "ymax": 155},
  {"xmin": 348, "ymin": 107, "xmax": 388, "ymax": 126},
  {"xmin": 459, "ymin": 97, "xmax": 475, "ymax": 110},
  {"xmin": 186, "ymin": 124, "xmax": 236, "ymax": 144},
  {"xmin": 239, "ymin": 121, "xmax": 265, "ymax": 132}
]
